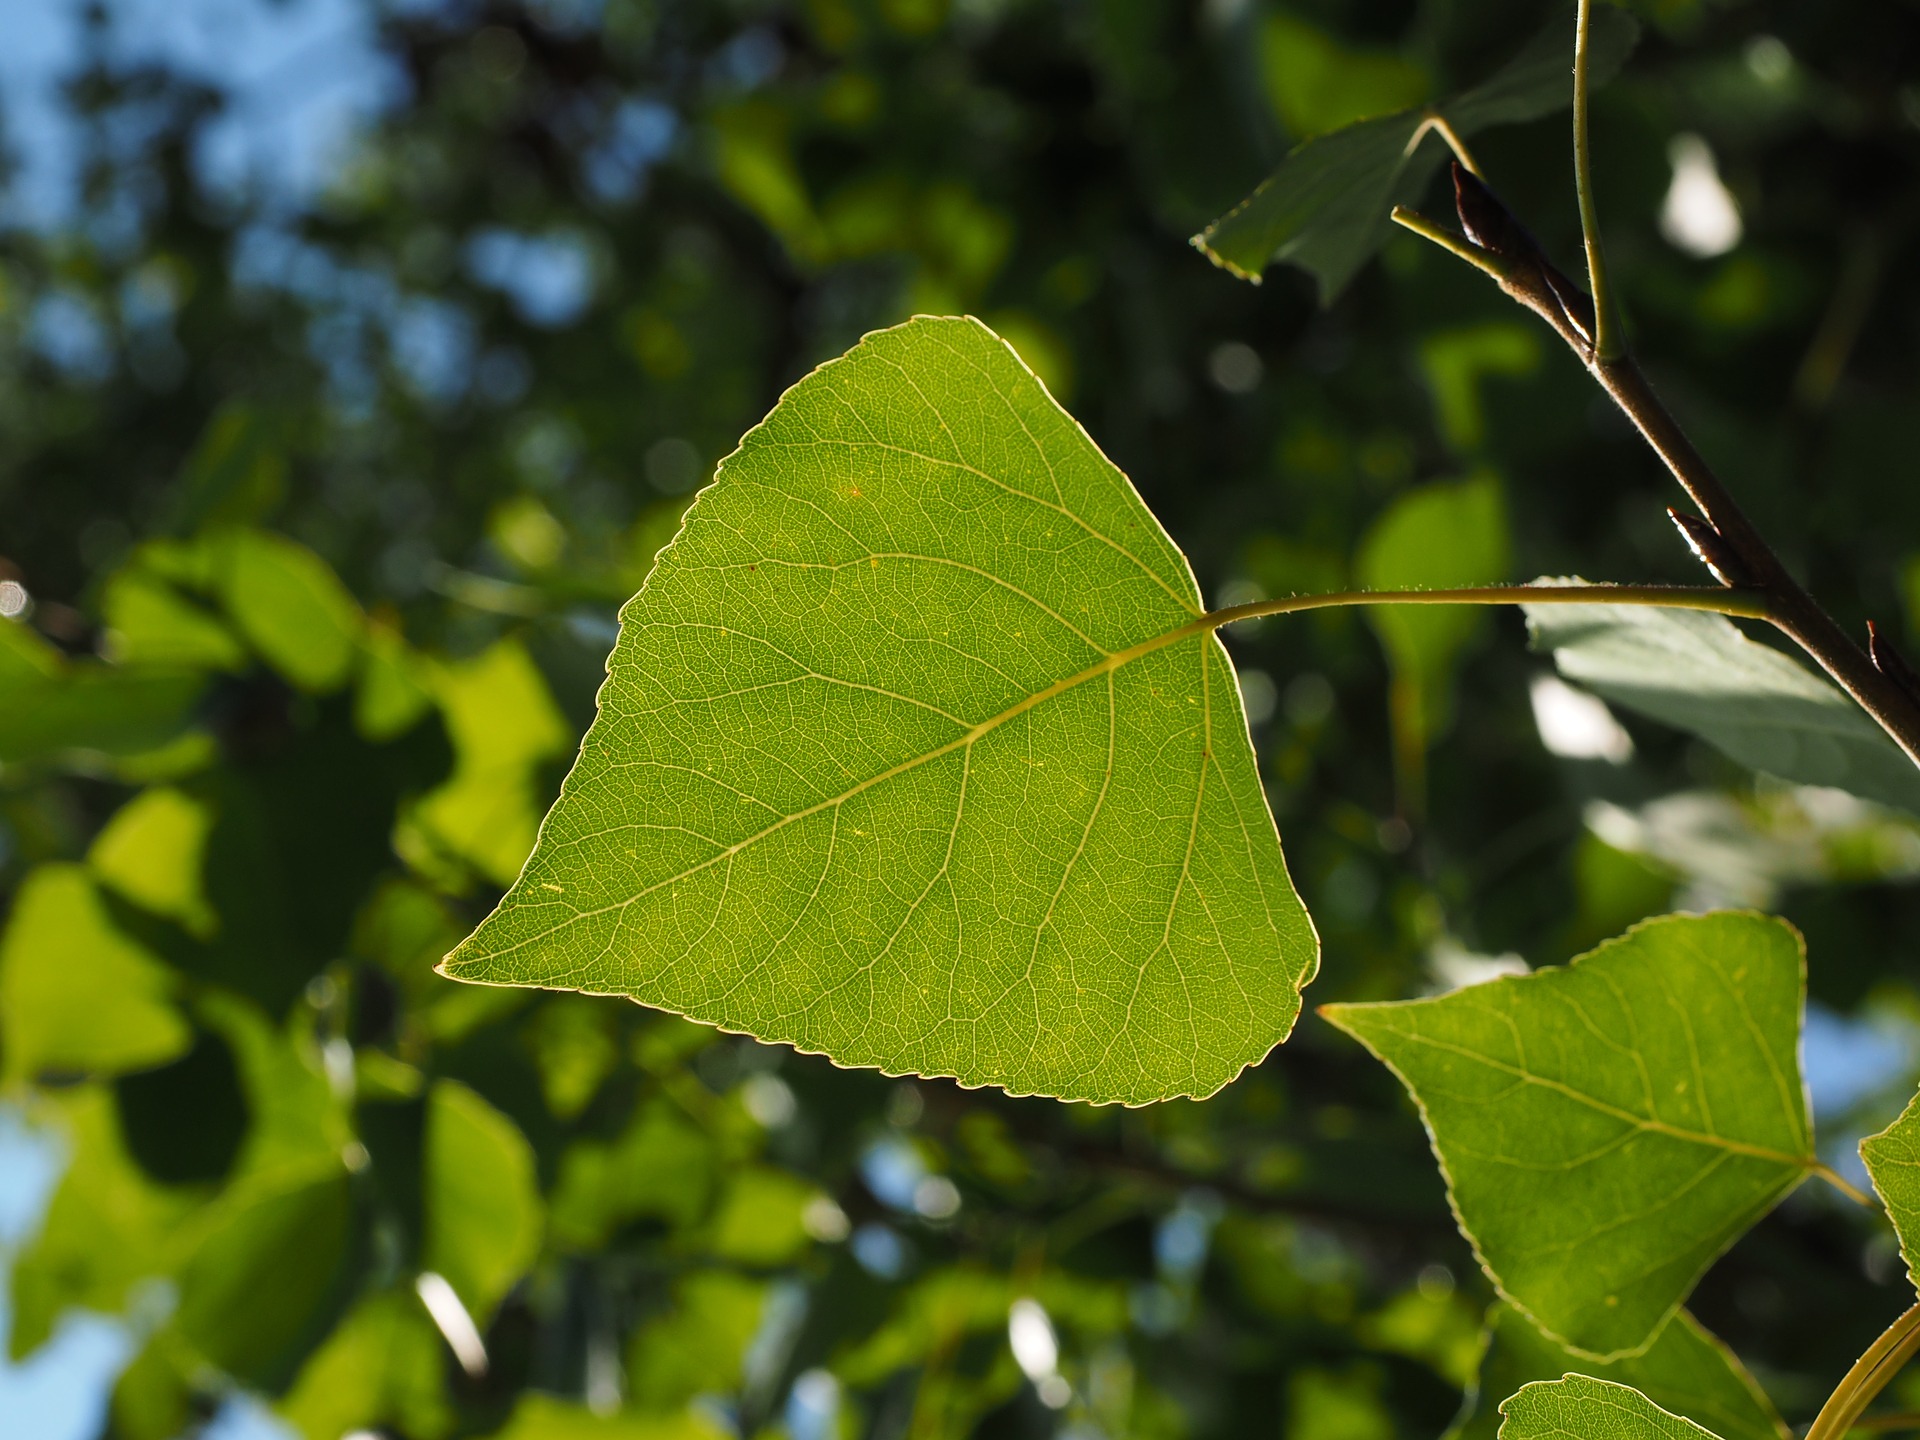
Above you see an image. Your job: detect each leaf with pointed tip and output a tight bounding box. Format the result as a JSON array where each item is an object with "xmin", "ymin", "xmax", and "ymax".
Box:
[
  {"xmin": 1194, "ymin": 7, "xmax": 1639, "ymax": 300},
  {"xmin": 1861, "ymin": 1089, "xmax": 1920, "ymax": 1293},
  {"xmin": 1450, "ymin": 1303, "xmax": 1785, "ymax": 1440},
  {"xmin": 1500, "ymin": 1376, "xmax": 1721, "ymax": 1440},
  {"xmin": 1323, "ymin": 912, "xmax": 1815, "ymax": 1360},
  {"xmin": 1526, "ymin": 596, "xmax": 1920, "ymax": 815},
  {"xmin": 445, "ymin": 316, "xmax": 1317, "ymax": 1106}
]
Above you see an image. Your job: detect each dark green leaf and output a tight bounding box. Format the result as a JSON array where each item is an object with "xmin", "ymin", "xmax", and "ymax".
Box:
[{"xmin": 1193, "ymin": 6, "xmax": 1639, "ymax": 301}]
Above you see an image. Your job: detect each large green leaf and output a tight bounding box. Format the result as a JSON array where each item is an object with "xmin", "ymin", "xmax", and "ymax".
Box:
[
  {"xmin": 0, "ymin": 864, "xmax": 192, "ymax": 1083},
  {"xmin": 1861, "ymin": 1088, "xmax": 1920, "ymax": 1292},
  {"xmin": 445, "ymin": 316, "xmax": 1317, "ymax": 1105},
  {"xmin": 1323, "ymin": 912, "xmax": 1814, "ymax": 1359},
  {"xmin": 1526, "ymin": 597, "xmax": 1920, "ymax": 815},
  {"xmin": 1194, "ymin": 7, "xmax": 1639, "ymax": 300},
  {"xmin": 1450, "ymin": 1304, "xmax": 1785, "ymax": 1440},
  {"xmin": 1499, "ymin": 1376, "xmax": 1718, "ymax": 1440}
]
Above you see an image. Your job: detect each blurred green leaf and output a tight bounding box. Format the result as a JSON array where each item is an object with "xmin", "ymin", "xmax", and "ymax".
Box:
[
  {"xmin": 1258, "ymin": 12, "xmax": 1429, "ymax": 138},
  {"xmin": 1498, "ymin": 1376, "xmax": 1717, "ymax": 1440},
  {"xmin": 89, "ymin": 786, "xmax": 218, "ymax": 939},
  {"xmin": 8, "ymin": 1086, "xmax": 194, "ymax": 1359},
  {"xmin": 422, "ymin": 1079, "xmax": 543, "ymax": 1325},
  {"xmin": 446, "ymin": 316, "xmax": 1317, "ymax": 1105},
  {"xmin": 166, "ymin": 402, "xmax": 289, "ymax": 533},
  {"xmin": 173, "ymin": 1160, "xmax": 355, "ymax": 1388},
  {"xmin": 1526, "ymin": 597, "xmax": 1920, "ymax": 814},
  {"xmin": 0, "ymin": 619, "xmax": 207, "ymax": 765},
  {"xmin": 99, "ymin": 569, "xmax": 247, "ymax": 671},
  {"xmin": 627, "ymin": 1270, "xmax": 767, "ymax": 1410},
  {"xmin": 490, "ymin": 1394, "xmax": 731, "ymax": 1440},
  {"xmin": 1357, "ymin": 472, "xmax": 1510, "ymax": 760},
  {"xmin": 1324, "ymin": 912, "xmax": 1813, "ymax": 1359},
  {"xmin": 277, "ymin": 1289, "xmax": 453, "ymax": 1440},
  {"xmin": 1449, "ymin": 1304, "xmax": 1786, "ymax": 1440},
  {"xmin": 1194, "ymin": 7, "xmax": 1639, "ymax": 300},
  {"xmin": 355, "ymin": 619, "xmax": 436, "ymax": 742},
  {"xmin": 706, "ymin": 1165, "xmax": 819, "ymax": 1266},
  {"xmin": 1860, "ymin": 1087, "xmax": 1920, "ymax": 1294},
  {"xmin": 211, "ymin": 528, "xmax": 365, "ymax": 693},
  {"xmin": 0, "ymin": 864, "xmax": 191, "ymax": 1083},
  {"xmin": 550, "ymin": 1098, "xmax": 715, "ymax": 1250},
  {"xmin": 404, "ymin": 637, "xmax": 570, "ymax": 887},
  {"xmin": 1418, "ymin": 324, "xmax": 1542, "ymax": 453}
]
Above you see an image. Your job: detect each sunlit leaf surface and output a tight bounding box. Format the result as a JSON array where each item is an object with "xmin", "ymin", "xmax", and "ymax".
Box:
[
  {"xmin": 1499, "ymin": 1375, "xmax": 1721, "ymax": 1440},
  {"xmin": 1450, "ymin": 1303, "xmax": 1785, "ymax": 1440},
  {"xmin": 1324, "ymin": 912, "xmax": 1814, "ymax": 1359},
  {"xmin": 1862, "ymin": 1088, "xmax": 1920, "ymax": 1293},
  {"xmin": 447, "ymin": 316, "xmax": 1316, "ymax": 1104}
]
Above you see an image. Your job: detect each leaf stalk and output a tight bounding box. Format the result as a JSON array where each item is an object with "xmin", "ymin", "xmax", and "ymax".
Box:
[
  {"xmin": 1807, "ymin": 1302, "xmax": 1920, "ymax": 1440},
  {"xmin": 1204, "ymin": 582, "xmax": 1770, "ymax": 633},
  {"xmin": 1573, "ymin": 0, "xmax": 1623, "ymax": 360}
]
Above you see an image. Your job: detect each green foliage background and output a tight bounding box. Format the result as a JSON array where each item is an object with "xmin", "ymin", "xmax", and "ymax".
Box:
[{"xmin": 6, "ymin": 0, "xmax": 1920, "ymax": 1436}]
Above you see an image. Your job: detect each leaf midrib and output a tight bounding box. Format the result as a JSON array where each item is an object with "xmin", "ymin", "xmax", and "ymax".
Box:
[
  {"xmin": 1353, "ymin": 1023, "xmax": 1813, "ymax": 1172},
  {"xmin": 452, "ymin": 606, "xmax": 1225, "ymax": 964}
]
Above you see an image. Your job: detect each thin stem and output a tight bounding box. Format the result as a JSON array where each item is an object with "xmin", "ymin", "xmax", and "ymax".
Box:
[
  {"xmin": 1202, "ymin": 582, "xmax": 1770, "ymax": 632},
  {"xmin": 1392, "ymin": 205, "xmax": 1510, "ymax": 282},
  {"xmin": 1806, "ymin": 1303, "xmax": 1920, "ymax": 1440},
  {"xmin": 1573, "ymin": 0, "xmax": 1623, "ymax": 361},
  {"xmin": 1813, "ymin": 1162, "xmax": 1873, "ymax": 1207},
  {"xmin": 1405, "ymin": 112, "xmax": 1483, "ymax": 175}
]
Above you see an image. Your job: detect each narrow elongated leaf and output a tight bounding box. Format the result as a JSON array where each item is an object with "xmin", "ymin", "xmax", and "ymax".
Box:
[
  {"xmin": 1861, "ymin": 1089, "xmax": 1920, "ymax": 1292},
  {"xmin": 1500, "ymin": 1376, "xmax": 1720, "ymax": 1440},
  {"xmin": 1450, "ymin": 1304, "xmax": 1785, "ymax": 1440},
  {"xmin": 446, "ymin": 316, "xmax": 1317, "ymax": 1105},
  {"xmin": 1526, "ymin": 597, "xmax": 1920, "ymax": 815},
  {"xmin": 1323, "ymin": 912, "xmax": 1814, "ymax": 1359},
  {"xmin": 1195, "ymin": 7, "xmax": 1638, "ymax": 299}
]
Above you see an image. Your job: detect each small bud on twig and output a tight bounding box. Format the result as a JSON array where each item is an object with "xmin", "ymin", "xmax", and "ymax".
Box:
[
  {"xmin": 1667, "ymin": 508, "xmax": 1750, "ymax": 588},
  {"xmin": 1868, "ymin": 621, "xmax": 1920, "ymax": 704},
  {"xmin": 1449, "ymin": 162, "xmax": 1597, "ymax": 355}
]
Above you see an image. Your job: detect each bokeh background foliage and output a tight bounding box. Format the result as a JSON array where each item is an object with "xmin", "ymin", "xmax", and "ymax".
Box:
[{"xmin": 6, "ymin": 0, "xmax": 1920, "ymax": 1437}]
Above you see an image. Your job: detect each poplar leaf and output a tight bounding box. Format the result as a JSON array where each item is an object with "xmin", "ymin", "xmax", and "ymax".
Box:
[
  {"xmin": 1861, "ymin": 1088, "xmax": 1920, "ymax": 1293},
  {"xmin": 1194, "ymin": 7, "xmax": 1639, "ymax": 300},
  {"xmin": 1323, "ymin": 912, "xmax": 1814, "ymax": 1360},
  {"xmin": 1450, "ymin": 1303, "xmax": 1786, "ymax": 1440},
  {"xmin": 1499, "ymin": 1375, "xmax": 1721, "ymax": 1440},
  {"xmin": 446, "ymin": 316, "xmax": 1317, "ymax": 1105},
  {"xmin": 1526, "ymin": 597, "xmax": 1920, "ymax": 815}
]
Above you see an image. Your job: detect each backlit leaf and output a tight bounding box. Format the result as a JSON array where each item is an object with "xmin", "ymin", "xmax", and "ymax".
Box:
[
  {"xmin": 491, "ymin": 1394, "xmax": 730, "ymax": 1440},
  {"xmin": 422, "ymin": 1080, "xmax": 543, "ymax": 1325},
  {"xmin": 173, "ymin": 1160, "xmax": 355, "ymax": 1388},
  {"xmin": 1860, "ymin": 1087, "xmax": 1920, "ymax": 1293},
  {"xmin": 1526, "ymin": 596, "xmax": 1920, "ymax": 815},
  {"xmin": 0, "ymin": 864, "xmax": 191, "ymax": 1083},
  {"xmin": 213, "ymin": 528, "xmax": 365, "ymax": 693},
  {"xmin": 89, "ymin": 787, "xmax": 218, "ymax": 939},
  {"xmin": 1194, "ymin": 7, "xmax": 1639, "ymax": 301},
  {"xmin": 0, "ymin": 619, "xmax": 206, "ymax": 765},
  {"xmin": 1498, "ymin": 1376, "xmax": 1719, "ymax": 1440},
  {"xmin": 1449, "ymin": 1304, "xmax": 1785, "ymax": 1440},
  {"xmin": 444, "ymin": 315, "xmax": 1318, "ymax": 1105},
  {"xmin": 277, "ymin": 1289, "xmax": 453, "ymax": 1440},
  {"xmin": 1323, "ymin": 912, "xmax": 1814, "ymax": 1359}
]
